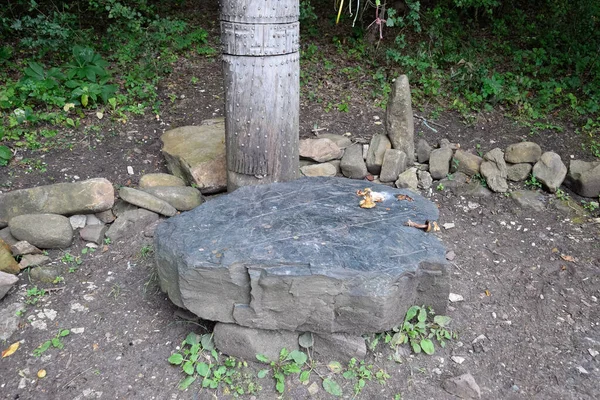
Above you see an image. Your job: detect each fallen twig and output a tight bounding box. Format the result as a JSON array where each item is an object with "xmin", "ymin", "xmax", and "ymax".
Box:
[
  {"xmin": 414, "ymin": 114, "xmax": 447, "ymax": 129},
  {"xmin": 405, "ymin": 219, "xmax": 440, "ymax": 232}
]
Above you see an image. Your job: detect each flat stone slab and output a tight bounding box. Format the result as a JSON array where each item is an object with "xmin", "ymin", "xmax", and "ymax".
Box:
[{"xmin": 155, "ymin": 177, "xmax": 448, "ymax": 335}]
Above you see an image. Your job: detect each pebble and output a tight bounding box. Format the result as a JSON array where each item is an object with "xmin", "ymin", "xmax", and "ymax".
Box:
[
  {"xmin": 449, "ymin": 293, "xmax": 464, "ymax": 302},
  {"xmin": 451, "ymin": 356, "xmax": 465, "ymax": 364},
  {"xmin": 575, "ymin": 366, "xmax": 589, "ymax": 374},
  {"xmin": 127, "ymin": 166, "xmax": 134, "ymax": 175},
  {"xmin": 588, "ymin": 348, "xmax": 599, "ymax": 357},
  {"xmin": 445, "ymin": 251, "xmax": 456, "ymax": 261},
  {"xmin": 443, "ymin": 222, "xmax": 455, "ymax": 230},
  {"xmin": 472, "ymin": 334, "xmax": 487, "ymax": 344}
]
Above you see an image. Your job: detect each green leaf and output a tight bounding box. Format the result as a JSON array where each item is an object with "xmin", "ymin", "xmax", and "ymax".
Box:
[
  {"xmin": 257, "ymin": 369, "xmax": 269, "ymax": 379},
  {"xmin": 327, "ymin": 361, "xmax": 343, "ymax": 373},
  {"xmin": 323, "ymin": 378, "xmax": 342, "ymax": 396},
  {"xmin": 256, "ymin": 354, "xmax": 270, "ymax": 363},
  {"xmin": 276, "ymin": 379, "xmax": 285, "ymax": 393},
  {"xmin": 343, "ymin": 370, "xmax": 356, "ymax": 380},
  {"xmin": 300, "ymin": 370, "xmax": 310, "ymax": 382},
  {"xmin": 184, "ymin": 332, "xmax": 199, "ymax": 346},
  {"xmin": 196, "ymin": 362, "xmax": 210, "ymax": 377},
  {"xmin": 51, "ymin": 338, "xmax": 62, "ymax": 348},
  {"xmin": 420, "ymin": 339, "xmax": 435, "ymax": 355},
  {"xmin": 283, "ymin": 363, "xmax": 301, "ymax": 374},
  {"xmin": 411, "ymin": 341, "xmax": 421, "ymax": 354},
  {"xmin": 178, "ymin": 376, "xmax": 195, "ymax": 390},
  {"xmin": 434, "ymin": 315, "xmax": 451, "ymax": 327},
  {"xmin": 59, "ymin": 329, "xmax": 70, "ymax": 337},
  {"xmin": 405, "ymin": 306, "xmax": 419, "ymax": 321},
  {"xmin": 200, "ymin": 334, "xmax": 214, "ymax": 351},
  {"xmin": 289, "ymin": 350, "xmax": 307, "ymax": 365},
  {"xmin": 168, "ymin": 353, "xmax": 184, "ymax": 365},
  {"xmin": 182, "ymin": 361, "xmax": 194, "ymax": 375},
  {"xmin": 279, "ymin": 348, "xmax": 290, "ymax": 360},
  {"xmin": 417, "ymin": 307, "xmax": 427, "ymax": 322},
  {"xmin": 299, "ymin": 332, "xmax": 314, "ymax": 348},
  {"xmin": 0, "ymin": 145, "xmax": 12, "ymax": 162}
]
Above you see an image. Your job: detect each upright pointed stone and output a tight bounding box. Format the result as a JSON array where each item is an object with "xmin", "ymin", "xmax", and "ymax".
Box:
[{"xmin": 386, "ymin": 75, "xmax": 415, "ymax": 164}]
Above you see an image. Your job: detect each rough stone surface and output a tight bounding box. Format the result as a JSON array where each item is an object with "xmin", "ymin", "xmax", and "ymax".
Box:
[
  {"xmin": 138, "ymin": 173, "xmax": 186, "ymax": 189},
  {"xmin": 505, "ymin": 142, "xmax": 542, "ymax": 164},
  {"xmin": 119, "ymin": 187, "xmax": 177, "ymax": 217},
  {"xmin": 507, "ymin": 163, "xmax": 532, "ymax": 182},
  {"xmin": 105, "ymin": 209, "xmax": 159, "ymax": 242},
  {"xmin": 160, "ymin": 120, "xmax": 227, "ymax": 194},
  {"xmin": 532, "ymin": 152, "xmax": 567, "ymax": 193},
  {"xmin": 299, "ymin": 138, "xmax": 343, "ymax": 163},
  {"xmin": 327, "ymin": 160, "xmax": 341, "ymax": 175},
  {"xmin": 395, "ymin": 167, "xmax": 418, "ymax": 190},
  {"xmin": 0, "ymin": 302, "xmax": 24, "ymax": 340},
  {"xmin": 386, "ymin": 75, "xmax": 415, "ymax": 163},
  {"xmin": 313, "ymin": 333, "xmax": 367, "ymax": 363},
  {"xmin": 317, "ymin": 134, "xmax": 352, "ymax": 150},
  {"xmin": 300, "ymin": 163, "xmax": 337, "ymax": 177},
  {"xmin": 380, "ymin": 149, "xmax": 407, "ymax": 183},
  {"xmin": 80, "ymin": 225, "xmax": 108, "ymax": 245},
  {"xmin": 416, "ymin": 139, "xmax": 432, "ymax": 164},
  {"xmin": 366, "ymin": 134, "xmax": 392, "ymax": 175},
  {"xmin": 340, "ymin": 144, "xmax": 368, "ymax": 179},
  {"xmin": 9, "ymin": 214, "xmax": 73, "ymax": 249},
  {"xmin": 564, "ymin": 160, "xmax": 600, "ymax": 198},
  {"xmin": 112, "ymin": 199, "xmax": 138, "ymax": 217},
  {"xmin": 0, "ymin": 178, "xmax": 114, "ymax": 228},
  {"xmin": 86, "ymin": 214, "xmax": 103, "ymax": 226},
  {"xmin": 0, "ymin": 270, "xmax": 19, "ymax": 299},
  {"xmin": 417, "ymin": 170, "xmax": 433, "ymax": 190},
  {"xmin": 511, "ymin": 190, "xmax": 545, "ymax": 212},
  {"xmin": 0, "ymin": 239, "xmax": 20, "ymax": 274},
  {"xmin": 10, "ymin": 241, "xmax": 41, "ymax": 256},
  {"xmin": 480, "ymin": 148, "xmax": 508, "ymax": 193},
  {"xmin": 0, "ymin": 227, "xmax": 18, "ymax": 246},
  {"xmin": 451, "ymin": 150, "xmax": 482, "ymax": 176},
  {"xmin": 442, "ymin": 373, "xmax": 481, "ymax": 399},
  {"xmin": 213, "ymin": 323, "xmax": 299, "ymax": 362},
  {"xmin": 19, "ymin": 254, "xmax": 51, "ymax": 269},
  {"xmin": 429, "ymin": 147, "xmax": 454, "ymax": 180},
  {"xmin": 95, "ymin": 209, "xmax": 116, "ymax": 224},
  {"xmin": 69, "ymin": 215, "xmax": 87, "ymax": 230},
  {"xmin": 29, "ymin": 265, "xmax": 62, "ymax": 284},
  {"xmin": 141, "ymin": 186, "xmax": 204, "ymax": 211},
  {"xmin": 155, "ymin": 177, "xmax": 448, "ymax": 334}
]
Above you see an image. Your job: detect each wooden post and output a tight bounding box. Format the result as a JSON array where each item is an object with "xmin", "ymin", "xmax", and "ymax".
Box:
[{"xmin": 221, "ymin": 0, "xmax": 300, "ymax": 191}]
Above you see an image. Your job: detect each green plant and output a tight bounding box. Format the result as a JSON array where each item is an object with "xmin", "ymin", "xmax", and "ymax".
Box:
[
  {"xmin": 256, "ymin": 348, "xmax": 309, "ymax": 394},
  {"xmin": 26, "ymin": 286, "xmax": 46, "ymax": 305},
  {"xmin": 33, "ymin": 329, "xmax": 70, "ymax": 357},
  {"xmin": 436, "ymin": 183, "xmax": 444, "ymax": 191},
  {"xmin": 555, "ymin": 189, "xmax": 569, "ymax": 201},
  {"xmin": 104, "ymin": 237, "xmax": 112, "ymax": 245},
  {"xmin": 581, "ymin": 200, "xmax": 599, "ymax": 213},
  {"xmin": 342, "ymin": 358, "xmax": 374, "ymax": 396},
  {"xmin": 139, "ymin": 244, "xmax": 154, "ymax": 258},
  {"xmin": 52, "ymin": 276, "xmax": 64, "ymax": 284},
  {"xmin": 0, "ymin": 145, "xmax": 12, "ymax": 166},
  {"xmin": 525, "ymin": 174, "xmax": 543, "ymax": 189},
  {"xmin": 15, "ymin": 309, "xmax": 25, "ymax": 317},
  {"xmin": 473, "ymin": 173, "xmax": 487, "ymax": 187}
]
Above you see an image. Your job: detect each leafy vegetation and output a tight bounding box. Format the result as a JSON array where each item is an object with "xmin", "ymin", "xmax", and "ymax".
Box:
[{"xmin": 32, "ymin": 329, "xmax": 70, "ymax": 356}]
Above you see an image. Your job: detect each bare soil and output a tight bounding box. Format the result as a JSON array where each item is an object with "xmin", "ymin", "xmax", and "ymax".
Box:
[{"xmin": 1, "ymin": 4, "xmax": 599, "ymax": 400}]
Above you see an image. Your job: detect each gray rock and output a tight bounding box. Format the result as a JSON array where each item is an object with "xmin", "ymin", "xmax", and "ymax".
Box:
[
  {"xmin": 395, "ymin": 167, "xmax": 419, "ymax": 190},
  {"xmin": 19, "ymin": 254, "xmax": 51, "ymax": 269},
  {"xmin": 366, "ymin": 135, "xmax": 392, "ymax": 174},
  {"xmin": 317, "ymin": 134, "xmax": 352, "ymax": 150},
  {"xmin": 105, "ymin": 209, "xmax": 159, "ymax": 242},
  {"xmin": 10, "ymin": 241, "xmax": 42, "ymax": 256},
  {"xmin": 416, "ymin": 139, "xmax": 432, "ymax": 164},
  {"xmin": 505, "ymin": 142, "xmax": 542, "ymax": 164},
  {"xmin": 155, "ymin": 177, "xmax": 448, "ymax": 334},
  {"xmin": 299, "ymin": 139, "xmax": 343, "ymax": 162},
  {"xmin": 380, "ymin": 149, "xmax": 407, "ymax": 183},
  {"xmin": 300, "ymin": 163, "xmax": 337, "ymax": 177},
  {"xmin": 417, "ymin": 170, "xmax": 433, "ymax": 190},
  {"xmin": 480, "ymin": 148, "xmax": 508, "ymax": 193},
  {"xmin": 95, "ymin": 209, "xmax": 116, "ymax": 224},
  {"xmin": 0, "ymin": 239, "xmax": 20, "ymax": 274},
  {"xmin": 119, "ymin": 187, "xmax": 177, "ymax": 217},
  {"xmin": 451, "ymin": 150, "xmax": 482, "ymax": 176},
  {"xmin": 386, "ymin": 75, "xmax": 415, "ymax": 164},
  {"xmin": 0, "ymin": 227, "xmax": 18, "ymax": 246},
  {"xmin": 299, "ymin": 159, "xmax": 316, "ymax": 168},
  {"xmin": 85, "ymin": 214, "xmax": 103, "ymax": 226},
  {"xmin": 532, "ymin": 152, "xmax": 567, "ymax": 193},
  {"xmin": 507, "ymin": 163, "xmax": 532, "ymax": 182},
  {"xmin": 80, "ymin": 224, "xmax": 108, "ymax": 245},
  {"xmin": 442, "ymin": 373, "xmax": 481, "ymax": 399},
  {"xmin": 0, "ymin": 271, "xmax": 18, "ymax": 299},
  {"xmin": 429, "ymin": 147, "xmax": 454, "ymax": 180},
  {"xmin": 313, "ymin": 333, "xmax": 367, "ymax": 363},
  {"xmin": 213, "ymin": 323, "xmax": 299, "ymax": 362},
  {"xmin": 9, "ymin": 214, "xmax": 73, "ymax": 249},
  {"xmin": 564, "ymin": 160, "xmax": 600, "ymax": 198},
  {"xmin": 141, "ymin": 186, "xmax": 204, "ymax": 211},
  {"xmin": 69, "ymin": 215, "xmax": 87, "ymax": 230},
  {"xmin": 511, "ymin": 190, "xmax": 545, "ymax": 212},
  {"xmin": 160, "ymin": 119, "xmax": 226, "ymax": 194},
  {"xmin": 112, "ymin": 199, "xmax": 138, "ymax": 218},
  {"xmin": 29, "ymin": 265, "xmax": 62, "ymax": 284},
  {"xmin": 0, "ymin": 178, "xmax": 114, "ymax": 228},
  {"xmin": 439, "ymin": 139, "xmax": 460, "ymax": 150},
  {"xmin": 327, "ymin": 160, "xmax": 341, "ymax": 175},
  {"xmin": 0, "ymin": 302, "xmax": 24, "ymax": 340},
  {"xmin": 139, "ymin": 173, "xmax": 186, "ymax": 189},
  {"xmin": 340, "ymin": 144, "xmax": 368, "ymax": 179}
]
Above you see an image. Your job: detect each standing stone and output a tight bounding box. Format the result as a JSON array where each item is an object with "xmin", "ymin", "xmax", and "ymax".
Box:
[
  {"xmin": 118, "ymin": 187, "xmax": 177, "ymax": 217},
  {"xmin": 507, "ymin": 163, "xmax": 532, "ymax": 182},
  {"xmin": 416, "ymin": 139, "xmax": 432, "ymax": 163},
  {"xmin": 429, "ymin": 147, "xmax": 454, "ymax": 180},
  {"xmin": 451, "ymin": 150, "xmax": 482, "ymax": 177},
  {"xmin": 9, "ymin": 214, "xmax": 73, "ymax": 249},
  {"xmin": 480, "ymin": 148, "xmax": 508, "ymax": 193},
  {"xmin": 300, "ymin": 163, "xmax": 337, "ymax": 177},
  {"xmin": 160, "ymin": 120, "xmax": 227, "ymax": 195},
  {"xmin": 0, "ymin": 270, "xmax": 19, "ymax": 299},
  {"xmin": 395, "ymin": 167, "xmax": 418, "ymax": 190},
  {"xmin": 0, "ymin": 239, "xmax": 20, "ymax": 274},
  {"xmin": 0, "ymin": 178, "xmax": 114, "ymax": 228},
  {"xmin": 564, "ymin": 160, "xmax": 600, "ymax": 198},
  {"xmin": 139, "ymin": 173, "xmax": 186, "ymax": 189},
  {"xmin": 417, "ymin": 170, "xmax": 433, "ymax": 190},
  {"xmin": 141, "ymin": 186, "xmax": 204, "ymax": 211},
  {"xmin": 299, "ymin": 139, "xmax": 342, "ymax": 162},
  {"xmin": 340, "ymin": 144, "xmax": 368, "ymax": 179},
  {"xmin": 366, "ymin": 135, "xmax": 392, "ymax": 175},
  {"xmin": 380, "ymin": 149, "xmax": 407, "ymax": 183},
  {"xmin": 505, "ymin": 142, "xmax": 542, "ymax": 164},
  {"xmin": 386, "ymin": 75, "xmax": 415, "ymax": 164},
  {"xmin": 532, "ymin": 152, "xmax": 567, "ymax": 193},
  {"xmin": 221, "ymin": 1, "xmax": 300, "ymax": 190}
]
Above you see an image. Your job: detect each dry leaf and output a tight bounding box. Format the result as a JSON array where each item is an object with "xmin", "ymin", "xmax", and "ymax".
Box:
[
  {"xmin": 92, "ymin": 343, "xmax": 99, "ymax": 351},
  {"xmin": 63, "ymin": 103, "xmax": 75, "ymax": 112},
  {"xmin": 551, "ymin": 247, "xmax": 559, "ymax": 253},
  {"xmin": 96, "ymin": 111, "xmax": 104, "ymax": 120},
  {"xmin": 396, "ymin": 194, "xmax": 414, "ymax": 202},
  {"xmin": 37, "ymin": 369, "xmax": 46, "ymax": 379},
  {"xmin": 560, "ymin": 254, "xmax": 575, "ymax": 262},
  {"xmin": 2, "ymin": 342, "xmax": 19, "ymax": 358},
  {"xmin": 485, "ymin": 290, "xmax": 491, "ymax": 296}
]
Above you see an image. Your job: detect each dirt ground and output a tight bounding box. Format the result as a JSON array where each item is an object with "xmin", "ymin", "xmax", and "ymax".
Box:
[{"xmin": 1, "ymin": 5, "xmax": 600, "ymax": 400}]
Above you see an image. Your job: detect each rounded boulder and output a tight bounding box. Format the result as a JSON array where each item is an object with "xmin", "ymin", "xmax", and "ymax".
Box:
[{"xmin": 9, "ymin": 214, "xmax": 73, "ymax": 249}]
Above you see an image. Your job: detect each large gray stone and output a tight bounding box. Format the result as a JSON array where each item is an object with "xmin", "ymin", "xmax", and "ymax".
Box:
[
  {"xmin": 417, "ymin": 170, "xmax": 433, "ymax": 190},
  {"xmin": 213, "ymin": 323, "xmax": 299, "ymax": 362},
  {"xmin": 138, "ymin": 173, "xmax": 186, "ymax": 189},
  {"xmin": 511, "ymin": 190, "xmax": 545, "ymax": 212},
  {"xmin": 80, "ymin": 224, "xmax": 108, "ymax": 245},
  {"xmin": 299, "ymin": 139, "xmax": 343, "ymax": 163},
  {"xmin": 0, "ymin": 239, "xmax": 20, "ymax": 274},
  {"xmin": 317, "ymin": 134, "xmax": 352, "ymax": 150},
  {"xmin": 480, "ymin": 148, "xmax": 508, "ymax": 193},
  {"xmin": 0, "ymin": 178, "xmax": 114, "ymax": 228},
  {"xmin": 564, "ymin": 160, "xmax": 600, "ymax": 198},
  {"xmin": 451, "ymin": 150, "xmax": 482, "ymax": 177},
  {"xmin": 429, "ymin": 147, "xmax": 454, "ymax": 180},
  {"xmin": 340, "ymin": 144, "xmax": 368, "ymax": 179},
  {"xmin": 442, "ymin": 373, "xmax": 481, "ymax": 399},
  {"xmin": 10, "ymin": 241, "xmax": 42, "ymax": 256},
  {"xmin": 155, "ymin": 177, "xmax": 448, "ymax": 334},
  {"xmin": 0, "ymin": 227, "xmax": 18, "ymax": 246},
  {"xmin": 532, "ymin": 152, "xmax": 567, "ymax": 193},
  {"xmin": 313, "ymin": 333, "xmax": 367, "ymax": 363},
  {"xmin": 105, "ymin": 209, "xmax": 159, "ymax": 242},
  {"xmin": 119, "ymin": 187, "xmax": 177, "ymax": 217},
  {"xmin": 300, "ymin": 163, "xmax": 337, "ymax": 177},
  {"xmin": 395, "ymin": 167, "xmax": 418, "ymax": 190},
  {"xmin": 9, "ymin": 214, "xmax": 73, "ymax": 249},
  {"xmin": 19, "ymin": 254, "xmax": 51, "ymax": 269},
  {"xmin": 507, "ymin": 163, "xmax": 532, "ymax": 182},
  {"xmin": 366, "ymin": 134, "xmax": 392, "ymax": 175},
  {"xmin": 0, "ymin": 302, "xmax": 24, "ymax": 341},
  {"xmin": 160, "ymin": 119, "xmax": 226, "ymax": 194},
  {"xmin": 380, "ymin": 149, "xmax": 407, "ymax": 183},
  {"xmin": 141, "ymin": 186, "xmax": 204, "ymax": 211},
  {"xmin": 0, "ymin": 270, "xmax": 18, "ymax": 299},
  {"xmin": 505, "ymin": 142, "xmax": 542, "ymax": 164},
  {"xmin": 386, "ymin": 75, "xmax": 415, "ymax": 163},
  {"xmin": 29, "ymin": 265, "xmax": 62, "ymax": 284},
  {"xmin": 416, "ymin": 139, "xmax": 432, "ymax": 164}
]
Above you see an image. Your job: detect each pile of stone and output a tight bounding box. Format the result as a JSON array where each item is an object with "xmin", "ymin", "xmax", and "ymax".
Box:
[{"xmin": 0, "ymin": 174, "xmax": 203, "ymax": 299}]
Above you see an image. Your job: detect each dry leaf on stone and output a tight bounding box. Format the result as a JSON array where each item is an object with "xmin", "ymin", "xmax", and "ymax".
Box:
[
  {"xmin": 37, "ymin": 369, "xmax": 46, "ymax": 378},
  {"xmin": 356, "ymin": 188, "xmax": 384, "ymax": 209},
  {"xmin": 2, "ymin": 342, "xmax": 20, "ymax": 357},
  {"xmin": 396, "ymin": 194, "xmax": 414, "ymax": 202},
  {"xmin": 560, "ymin": 254, "xmax": 575, "ymax": 262}
]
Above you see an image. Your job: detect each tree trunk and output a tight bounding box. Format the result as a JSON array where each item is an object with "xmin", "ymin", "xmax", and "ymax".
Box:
[{"xmin": 221, "ymin": 0, "xmax": 300, "ymax": 191}]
